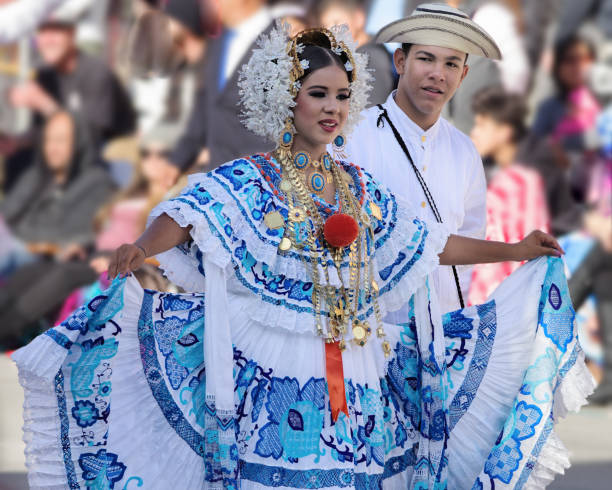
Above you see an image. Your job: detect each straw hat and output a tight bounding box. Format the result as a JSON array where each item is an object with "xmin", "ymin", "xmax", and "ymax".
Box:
[{"xmin": 375, "ymin": 3, "xmax": 501, "ymax": 60}]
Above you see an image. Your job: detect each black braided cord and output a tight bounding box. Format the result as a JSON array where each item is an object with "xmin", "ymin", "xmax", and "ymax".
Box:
[{"xmin": 376, "ymin": 104, "xmax": 465, "ymax": 308}]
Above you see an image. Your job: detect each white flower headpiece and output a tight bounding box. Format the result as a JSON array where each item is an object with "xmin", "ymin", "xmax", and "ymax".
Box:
[{"xmin": 238, "ymin": 21, "xmax": 372, "ymax": 144}]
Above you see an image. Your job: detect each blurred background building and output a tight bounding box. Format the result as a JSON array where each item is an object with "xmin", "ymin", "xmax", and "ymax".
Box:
[{"xmin": 0, "ymin": 0, "xmax": 611, "ymax": 486}]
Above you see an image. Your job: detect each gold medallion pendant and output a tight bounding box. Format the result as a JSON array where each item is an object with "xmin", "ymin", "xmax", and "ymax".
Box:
[
  {"xmin": 351, "ymin": 320, "xmax": 371, "ymax": 346},
  {"xmin": 264, "ymin": 211, "xmax": 285, "ymax": 230},
  {"xmin": 280, "ymin": 180, "xmax": 292, "ymax": 193},
  {"xmin": 278, "ymin": 237, "xmax": 292, "ymax": 252}
]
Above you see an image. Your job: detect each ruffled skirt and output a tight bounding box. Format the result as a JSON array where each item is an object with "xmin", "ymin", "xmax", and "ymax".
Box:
[{"xmin": 12, "ymin": 257, "xmax": 593, "ymax": 489}]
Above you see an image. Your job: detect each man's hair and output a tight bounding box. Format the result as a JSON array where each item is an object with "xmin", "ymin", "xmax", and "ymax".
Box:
[
  {"xmin": 472, "ymin": 87, "xmax": 527, "ymax": 143},
  {"xmin": 401, "ymin": 43, "xmax": 468, "ymax": 63}
]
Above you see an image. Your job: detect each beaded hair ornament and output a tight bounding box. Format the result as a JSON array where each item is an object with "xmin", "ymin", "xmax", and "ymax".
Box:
[{"xmin": 238, "ymin": 21, "xmax": 372, "ymax": 144}]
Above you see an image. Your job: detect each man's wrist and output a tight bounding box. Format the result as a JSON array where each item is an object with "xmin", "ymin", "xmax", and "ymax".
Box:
[
  {"xmin": 135, "ymin": 243, "xmax": 148, "ymax": 258},
  {"xmin": 510, "ymin": 242, "xmax": 524, "ymax": 262}
]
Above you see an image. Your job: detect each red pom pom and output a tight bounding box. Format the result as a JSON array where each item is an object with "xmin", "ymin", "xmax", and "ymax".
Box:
[{"xmin": 324, "ymin": 213, "xmax": 359, "ymax": 248}]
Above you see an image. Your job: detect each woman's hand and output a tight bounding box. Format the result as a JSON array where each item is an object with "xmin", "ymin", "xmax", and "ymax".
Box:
[
  {"xmin": 107, "ymin": 244, "xmax": 146, "ymax": 279},
  {"xmin": 514, "ymin": 230, "xmax": 564, "ymax": 261}
]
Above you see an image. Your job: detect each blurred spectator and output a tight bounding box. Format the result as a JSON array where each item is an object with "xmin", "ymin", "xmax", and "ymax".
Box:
[
  {"xmin": 441, "ymin": 1, "xmax": 502, "ymax": 134},
  {"xmin": 556, "ymin": 0, "xmax": 612, "ymax": 42},
  {"xmin": 515, "ymin": 132, "xmax": 583, "ymax": 236},
  {"xmin": 52, "ymin": 0, "xmax": 110, "ymax": 55},
  {"xmin": 4, "ymin": 12, "xmax": 136, "ymax": 191},
  {"xmin": 10, "ymin": 15, "xmax": 136, "ymax": 145},
  {"xmin": 568, "ymin": 107, "xmax": 612, "ymax": 405},
  {"xmin": 521, "ymin": 0, "xmax": 557, "ymax": 71},
  {"xmin": 472, "ymin": 0, "xmax": 530, "ymax": 94},
  {"xmin": 0, "ymin": 120, "xmax": 177, "ymax": 349},
  {"xmin": 532, "ymin": 34, "xmax": 599, "ymax": 153},
  {"xmin": 165, "ymin": 0, "xmax": 274, "ymax": 180},
  {"xmin": 128, "ymin": 0, "xmax": 206, "ymax": 134},
  {"xmin": 269, "ymin": 2, "xmax": 314, "ymax": 36},
  {"xmin": 0, "ymin": 0, "xmax": 109, "ymax": 52},
  {"xmin": 93, "ymin": 123, "xmax": 182, "ymax": 256},
  {"xmin": 0, "ymin": 111, "xmax": 115, "ymax": 277},
  {"xmin": 532, "ymin": 34, "xmax": 602, "ymax": 205},
  {"xmin": 468, "ymin": 87, "xmax": 550, "ymax": 304},
  {"xmin": 318, "ymin": 0, "xmax": 395, "ymax": 106}
]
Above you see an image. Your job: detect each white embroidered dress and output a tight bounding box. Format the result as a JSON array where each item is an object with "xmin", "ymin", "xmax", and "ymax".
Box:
[{"xmin": 14, "ymin": 154, "xmax": 592, "ymax": 489}]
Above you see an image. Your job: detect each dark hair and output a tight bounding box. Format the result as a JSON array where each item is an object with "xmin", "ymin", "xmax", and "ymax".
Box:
[
  {"xmin": 401, "ymin": 43, "xmax": 468, "ymax": 63},
  {"xmin": 296, "ymin": 31, "xmax": 353, "ymax": 83},
  {"xmin": 472, "ymin": 87, "xmax": 527, "ymax": 143},
  {"xmin": 552, "ymin": 34, "xmax": 596, "ymax": 95}
]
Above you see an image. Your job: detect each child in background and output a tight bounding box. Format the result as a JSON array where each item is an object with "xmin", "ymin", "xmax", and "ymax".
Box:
[{"xmin": 469, "ymin": 88, "xmax": 550, "ymax": 304}]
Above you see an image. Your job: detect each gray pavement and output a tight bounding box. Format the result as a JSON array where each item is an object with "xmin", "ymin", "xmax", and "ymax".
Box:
[{"xmin": 1, "ymin": 354, "xmax": 611, "ymax": 489}]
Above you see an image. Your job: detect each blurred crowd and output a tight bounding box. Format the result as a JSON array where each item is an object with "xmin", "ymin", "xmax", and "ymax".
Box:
[{"xmin": 0, "ymin": 0, "xmax": 610, "ymax": 395}]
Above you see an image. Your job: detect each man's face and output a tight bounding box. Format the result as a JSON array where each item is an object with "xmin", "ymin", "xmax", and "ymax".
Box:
[
  {"xmin": 36, "ymin": 25, "xmax": 75, "ymax": 66},
  {"xmin": 470, "ymin": 114, "xmax": 512, "ymax": 158},
  {"xmin": 394, "ymin": 44, "xmax": 469, "ymax": 125}
]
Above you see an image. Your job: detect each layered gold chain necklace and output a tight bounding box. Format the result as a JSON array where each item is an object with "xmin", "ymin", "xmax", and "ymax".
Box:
[{"xmin": 272, "ymin": 147, "xmax": 390, "ymax": 357}]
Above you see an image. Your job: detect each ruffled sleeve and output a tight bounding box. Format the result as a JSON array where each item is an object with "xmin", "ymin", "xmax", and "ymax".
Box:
[
  {"xmin": 148, "ymin": 173, "xmax": 235, "ymax": 292},
  {"xmin": 362, "ymin": 169, "xmax": 450, "ymax": 319}
]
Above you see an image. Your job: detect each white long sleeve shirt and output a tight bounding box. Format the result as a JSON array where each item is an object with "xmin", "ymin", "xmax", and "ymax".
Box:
[{"xmin": 343, "ymin": 91, "xmax": 487, "ymax": 315}]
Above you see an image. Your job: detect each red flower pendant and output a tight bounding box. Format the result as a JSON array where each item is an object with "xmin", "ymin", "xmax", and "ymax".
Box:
[{"xmin": 323, "ymin": 213, "xmax": 359, "ymax": 248}]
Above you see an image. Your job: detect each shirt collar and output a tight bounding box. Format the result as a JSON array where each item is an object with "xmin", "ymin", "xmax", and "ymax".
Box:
[{"xmin": 384, "ymin": 90, "xmax": 441, "ymax": 143}]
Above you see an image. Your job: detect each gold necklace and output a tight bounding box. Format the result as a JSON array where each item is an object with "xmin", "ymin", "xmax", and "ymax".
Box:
[
  {"xmin": 272, "ymin": 148, "xmax": 391, "ymax": 357},
  {"xmin": 291, "ymin": 150, "xmax": 334, "ymax": 195}
]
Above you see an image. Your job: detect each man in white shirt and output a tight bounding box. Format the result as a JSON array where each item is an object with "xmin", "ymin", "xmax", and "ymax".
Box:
[{"xmin": 341, "ymin": 3, "xmax": 502, "ymax": 314}]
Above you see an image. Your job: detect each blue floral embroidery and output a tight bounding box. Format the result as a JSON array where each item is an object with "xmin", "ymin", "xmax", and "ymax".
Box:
[
  {"xmin": 78, "ymin": 449, "xmax": 126, "ymax": 489},
  {"xmin": 538, "ymin": 263, "xmax": 575, "ymax": 353},
  {"xmin": 356, "ymin": 386, "xmax": 385, "ymax": 466},
  {"xmin": 442, "ymin": 310, "xmax": 474, "ymax": 339},
  {"xmin": 45, "ymin": 328, "xmax": 74, "ymax": 349},
  {"xmin": 255, "ymin": 377, "xmax": 326, "ymax": 462},
  {"xmin": 71, "ymin": 400, "xmax": 100, "ymax": 428},
  {"xmin": 70, "ymin": 337, "xmax": 118, "ymax": 399}
]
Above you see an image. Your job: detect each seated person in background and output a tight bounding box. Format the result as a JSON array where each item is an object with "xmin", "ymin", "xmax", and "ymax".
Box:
[
  {"xmin": 0, "ymin": 111, "xmax": 116, "ymax": 349},
  {"xmin": 5, "ymin": 13, "xmax": 136, "ymax": 190},
  {"xmin": 89, "ymin": 123, "xmax": 182, "ymax": 277},
  {"xmin": 317, "ymin": 0, "xmax": 395, "ymax": 107},
  {"xmin": 0, "ymin": 123, "xmax": 179, "ymax": 350},
  {"xmin": 468, "ymin": 88, "xmax": 550, "ymax": 304},
  {"xmin": 0, "ymin": 111, "xmax": 116, "ymax": 277}
]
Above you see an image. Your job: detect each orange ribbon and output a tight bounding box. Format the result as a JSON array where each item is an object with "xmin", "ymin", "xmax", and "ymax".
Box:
[{"xmin": 325, "ymin": 341, "xmax": 349, "ymax": 421}]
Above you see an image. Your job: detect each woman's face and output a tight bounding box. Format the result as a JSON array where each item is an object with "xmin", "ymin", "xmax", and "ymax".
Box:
[
  {"xmin": 292, "ymin": 64, "xmax": 350, "ymax": 154},
  {"xmin": 557, "ymin": 41, "xmax": 594, "ymax": 91},
  {"xmin": 43, "ymin": 113, "xmax": 74, "ymax": 172}
]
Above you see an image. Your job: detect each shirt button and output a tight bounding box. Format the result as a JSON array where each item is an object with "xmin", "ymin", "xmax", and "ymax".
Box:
[
  {"xmin": 421, "ymin": 135, "xmax": 426, "ymax": 142},
  {"xmin": 422, "ymin": 165, "xmax": 427, "ymax": 171},
  {"xmin": 421, "ymin": 201, "xmax": 426, "ymax": 208}
]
